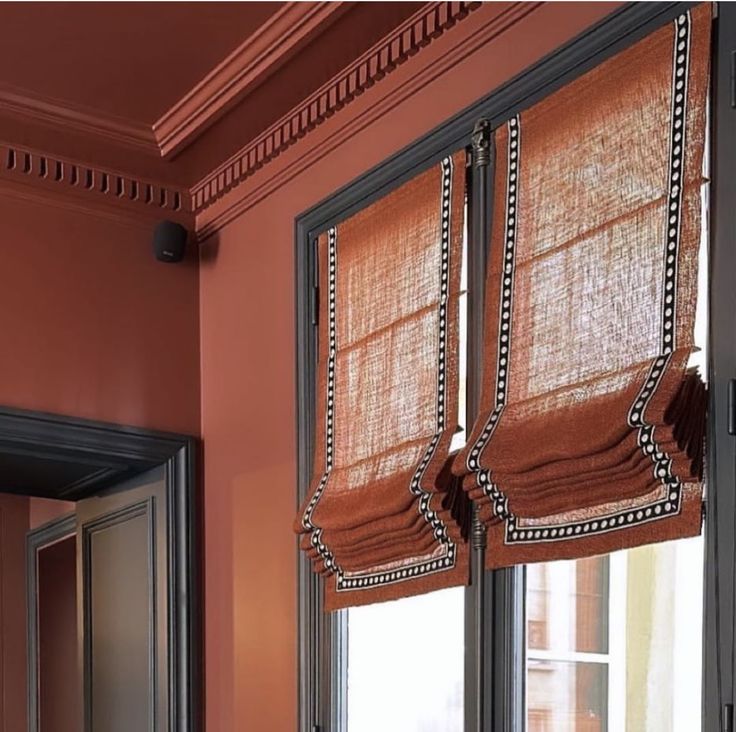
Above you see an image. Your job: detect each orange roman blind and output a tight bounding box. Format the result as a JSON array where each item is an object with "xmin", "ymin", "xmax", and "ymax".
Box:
[
  {"xmin": 296, "ymin": 152, "xmax": 469, "ymax": 609},
  {"xmin": 455, "ymin": 6, "xmax": 711, "ymax": 566}
]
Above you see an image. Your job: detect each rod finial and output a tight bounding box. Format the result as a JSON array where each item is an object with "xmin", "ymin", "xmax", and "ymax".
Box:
[{"xmin": 471, "ymin": 118, "xmax": 492, "ymax": 168}]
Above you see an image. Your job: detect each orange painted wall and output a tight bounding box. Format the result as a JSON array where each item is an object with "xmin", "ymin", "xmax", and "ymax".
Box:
[
  {"xmin": 29, "ymin": 498, "xmax": 75, "ymax": 531},
  {"xmin": 198, "ymin": 3, "xmax": 619, "ymax": 730},
  {"xmin": 0, "ymin": 196, "xmax": 200, "ymax": 435}
]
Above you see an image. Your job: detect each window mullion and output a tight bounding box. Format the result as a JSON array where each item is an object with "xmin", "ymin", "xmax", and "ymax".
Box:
[
  {"xmin": 489, "ymin": 567, "xmax": 525, "ymax": 732},
  {"xmin": 704, "ymin": 4, "xmax": 736, "ymax": 730},
  {"xmin": 465, "ymin": 119, "xmax": 493, "ymax": 732},
  {"xmin": 466, "ymin": 117, "xmax": 526, "ymax": 732}
]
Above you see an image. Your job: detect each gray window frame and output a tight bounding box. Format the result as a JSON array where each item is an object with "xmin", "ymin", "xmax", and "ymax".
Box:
[{"xmin": 295, "ymin": 3, "xmax": 734, "ymax": 730}]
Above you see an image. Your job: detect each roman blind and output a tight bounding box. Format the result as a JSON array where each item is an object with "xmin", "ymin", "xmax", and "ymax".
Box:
[
  {"xmin": 454, "ymin": 6, "xmax": 711, "ymax": 567},
  {"xmin": 296, "ymin": 152, "xmax": 469, "ymax": 609}
]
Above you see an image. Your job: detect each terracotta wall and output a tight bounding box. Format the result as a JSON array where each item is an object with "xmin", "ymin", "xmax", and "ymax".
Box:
[
  {"xmin": 0, "ymin": 195, "xmax": 200, "ymax": 435},
  {"xmin": 29, "ymin": 498, "xmax": 75, "ymax": 531},
  {"xmin": 198, "ymin": 3, "xmax": 618, "ymax": 730}
]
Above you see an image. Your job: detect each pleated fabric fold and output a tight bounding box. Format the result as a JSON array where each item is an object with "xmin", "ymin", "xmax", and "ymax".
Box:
[
  {"xmin": 295, "ymin": 151, "xmax": 470, "ymax": 609},
  {"xmin": 453, "ymin": 5, "xmax": 711, "ymax": 568}
]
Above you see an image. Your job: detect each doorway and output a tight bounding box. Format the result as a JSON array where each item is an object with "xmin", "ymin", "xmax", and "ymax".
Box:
[{"xmin": 13, "ymin": 407, "xmax": 198, "ymax": 732}]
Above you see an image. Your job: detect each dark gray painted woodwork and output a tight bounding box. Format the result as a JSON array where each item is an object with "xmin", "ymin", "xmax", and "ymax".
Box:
[
  {"xmin": 704, "ymin": 4, "xmax": 736, "ymax": 731},
  {"xmin": 466, "ymin": 124, "xmax": 491, "ymax": 732},
  {"xmin": 78, "ymin": 467, "xmax": 168, "ymax": 732},
  {"xmin": 20, "ymin": 409, "xmax": 198, "ymax": 732}
]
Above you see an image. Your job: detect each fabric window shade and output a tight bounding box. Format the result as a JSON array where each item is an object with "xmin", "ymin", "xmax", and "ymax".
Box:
[
  {"xmin": 296, "ymin": 152, "xmax": 469, "ymax": 610},
  {"xmin": 454, "ymin": 6, "xmax": 711, "ymax": 567}
]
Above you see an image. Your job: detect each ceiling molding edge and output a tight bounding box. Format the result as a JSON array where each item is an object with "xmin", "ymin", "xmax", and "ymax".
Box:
[
  {"xmin": 0, "ymin": 143, "xmax": 192, "ymax": 226},
  {"xmin": 190, "ymin": 1, "xmax": 481, "ymax": 215},
  {"xmin": 0, "ymin": 85, "xmax": 158, "ymax": 155},
  {"xmin": 195, "ymin": 2, "xmax": 539, "ymax": 240},
  {"xmin": 153, "ymin": 2, "xmax": 349, "ymax": 159},
  {"xmin": 0, "ymin": 1, "xmax": 515, "ymax": 232},
  {"xmin": 0, "ymin": 3, "xmax": 346, "ymax": 162}
]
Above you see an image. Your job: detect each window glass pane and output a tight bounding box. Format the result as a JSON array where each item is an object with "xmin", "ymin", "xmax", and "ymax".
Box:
[
  {"xmin": 346, "ymin": 587, "xmax": 464, "ymax": 732},
  {"xmin": 450, "ymin": 195, "xmax": 469, "ymax": 452},
  {"xmin": 528, "ymin": 556, "xmax": 609, "ymax": 655},
  {"xmin": 526, "ymin": 535, "xmax": 704, "ymax": 732},
  {"xmin": 527, "ymin": 660, "xmax": 608, "ymax": 731}
]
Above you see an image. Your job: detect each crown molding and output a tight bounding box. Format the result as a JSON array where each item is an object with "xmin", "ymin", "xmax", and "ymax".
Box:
[
  {"xmin": 0, "ymin": 84, "xmax": 158, "ymax": 155},
  {"xmin": 0, "ymin": 3, "xmax": 346, "ymax": 162},
  {"xmin": 194, "ymin": 2, "xmax": 537, "ymax": 239},
  {"xmin": 153, "ymin": 2, "xmax": 348, "ymax": 159},
  {"xmin": 0, "ymin": 1, "xmax": 484, "ymax": 227},
  {"xmin": 0, "ymin": 143, "xmax": 192, "ymax": 226},
  {"xmin": 191, "ymin": 1, "xmax": 481, "ymax": 215}
]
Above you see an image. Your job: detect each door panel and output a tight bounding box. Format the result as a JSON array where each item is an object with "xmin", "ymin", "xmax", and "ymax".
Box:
[{"xmin": 77, "ymin": 466, "xmax": 168, "ymax": 732}]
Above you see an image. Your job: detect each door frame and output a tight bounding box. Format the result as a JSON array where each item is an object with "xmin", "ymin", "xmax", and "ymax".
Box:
[{"xmin": 18, "ymin": 407, "xmax": 199, "ymax": 732}]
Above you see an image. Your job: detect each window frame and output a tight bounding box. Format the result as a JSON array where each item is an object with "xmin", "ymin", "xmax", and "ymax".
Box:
[{"xmin": 295, "ymin": 3, "xmax": 733, "ymax": 730}]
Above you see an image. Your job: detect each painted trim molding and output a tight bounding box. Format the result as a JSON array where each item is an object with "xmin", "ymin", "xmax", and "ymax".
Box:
[
  {"xmin": 0, "ymin": 143, "xmax": 191, "ymax": 224},
  {"xmin": 9, "ymin": 405, "xmax": 200, "ymax": 732},
  {"xmin": 191, "ymin": 1, "xmax": 482, "ymax": 214},
  {"xmin": 0, "ymin": 84, "xmax": 157, "ymax": 155},
  {"xmin": 195, "ymin": 1, "xmax": 535, "ymax": 239},
  {"xmin": 0, "ymin": 3, "xmax": 346, "ymax": 162},
  {"xmin": 153, "ymin": 2, "xmax": 348, "ymax": 158},
  {"xmin": 0, "ymin": 2, "xmax": 483, "ymax": 226}
]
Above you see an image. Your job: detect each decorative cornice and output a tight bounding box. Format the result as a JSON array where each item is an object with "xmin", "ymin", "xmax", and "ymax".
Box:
[
  {"xmin": 195, "ymin": 2, "xmax": 540, "ymax": 240},
  {"xmin": 153, "ymin": 2, "xmax": 348, "ymax": 159},
  {"xmin": 0, "ymin": 143, "xmax": 191, "ymax": 225},
  {"xmin": 0, "ymin": 4, "xmax": 346, "ymax": 161},
  {"xmin": 0, "ymin": 1, "xmax": 524, "ymax": 230},
  {"xmin": 0, "ymin": 84, "xmax": 158, "ymax": 155},
  {"xmin": 191, "ymin": 1, "xmax": 481, "ymax": 214}
]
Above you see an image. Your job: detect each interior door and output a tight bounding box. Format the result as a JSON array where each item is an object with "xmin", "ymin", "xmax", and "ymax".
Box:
[{"xmin": 76, "ymin": 466, "xmax": 169, "ymax": 732}]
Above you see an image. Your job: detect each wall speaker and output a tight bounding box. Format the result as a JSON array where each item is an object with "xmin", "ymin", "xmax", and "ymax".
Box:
[{"xmin": 153, "ymin": 221, "xmax": 188, "ymax": 263}]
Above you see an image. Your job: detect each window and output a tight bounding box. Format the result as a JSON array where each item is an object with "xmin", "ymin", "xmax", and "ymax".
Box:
[
  {"xmin": 297, "ymin": 4, "xmax": 735, "ymax": 732},
  {"xmin": 345, "ymin": 588, "xmax": 465, "ymax": 732},
  {"xmin": 526, "ymin": 536, "xmax": 705, "ymax": 732},
  {"xmin": 342, "ymin": 210, "xmax": 470, "ymax": 731}
]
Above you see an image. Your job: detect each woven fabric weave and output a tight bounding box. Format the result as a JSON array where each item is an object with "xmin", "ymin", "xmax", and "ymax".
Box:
[
  {"xmin": 454, "ymin": 5, "xmax": 711, "ymax": 567},
  {"xmin": 296, "ymin": 152, "xmax": 469, "ymax": 609}
]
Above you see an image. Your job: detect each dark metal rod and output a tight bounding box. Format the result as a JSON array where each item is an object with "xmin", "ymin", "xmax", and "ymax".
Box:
[{"xmin": 467, "ymin": 118, "xmax": 493, "ymax": 732}]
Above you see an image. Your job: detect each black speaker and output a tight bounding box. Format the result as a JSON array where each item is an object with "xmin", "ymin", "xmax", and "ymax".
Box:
[{"xmin": 153, "ymin": 221, "xmax": 188, "ymax": 263}]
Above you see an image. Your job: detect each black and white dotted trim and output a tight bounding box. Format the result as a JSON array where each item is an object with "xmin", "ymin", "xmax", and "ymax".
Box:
[
  {"xmin": 465, "ymin": 115, "xmax": 520, "ymax": 480},
  {"xmin": 301, "ymin": 227, "xmax": 341, "ymax": 574},
  {"xmin": 661, "ymin": 10, "xmax": 690, "ymax": 356},
  {"xmin": 462, "ymin": 116, "xmax": 521, "ymax": 523},
  {"xmin": 504, "ymin": 357, "xmax": 682, "ymax": 544},
  {"xmin": 505, "ymin": 12, "xmax": 692, "ymax": 545},
  {"xmin": 336, "ymin": 157, "xmax": 458, "ymax": 592}
]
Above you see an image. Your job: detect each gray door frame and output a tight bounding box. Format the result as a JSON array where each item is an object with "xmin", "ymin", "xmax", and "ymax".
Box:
[{"xmin": 20, "ymin": 410, "xmax": 199, "ymax": 732}]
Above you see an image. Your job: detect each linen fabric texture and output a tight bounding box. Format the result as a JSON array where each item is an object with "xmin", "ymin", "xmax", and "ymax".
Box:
[
  {"xmin": 453, "ymin": 5, "xmax": 711, "ymax": 568},
  {"xmin": 296, "ymin": 151, "xmax": 470, "ymax": 610},
  {"xmin": 295, "ymin": 5, "xmax": 711, "ymax": 610}
]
